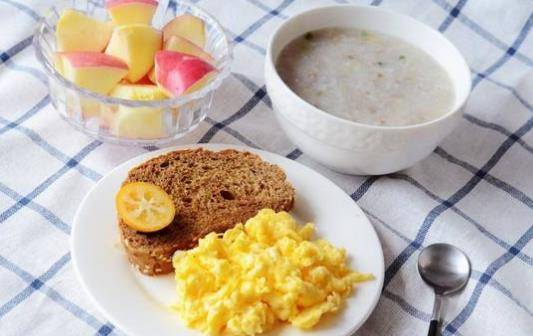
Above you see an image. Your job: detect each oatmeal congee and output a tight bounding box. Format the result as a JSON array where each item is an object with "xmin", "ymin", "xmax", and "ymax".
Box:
[{"xmin": 276, "ymin": 28, "xmax": 455, "ymax": 127}]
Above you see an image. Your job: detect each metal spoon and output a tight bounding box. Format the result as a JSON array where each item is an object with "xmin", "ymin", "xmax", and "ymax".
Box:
[{"xmin": 418, "ymin": 243, "xmax": 471, "ymax": 336}]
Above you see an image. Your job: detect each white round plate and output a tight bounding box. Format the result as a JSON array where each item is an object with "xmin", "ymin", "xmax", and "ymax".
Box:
[{"xmin": 71, "ymin": 144, "xmax": 384, "ymax": 336}]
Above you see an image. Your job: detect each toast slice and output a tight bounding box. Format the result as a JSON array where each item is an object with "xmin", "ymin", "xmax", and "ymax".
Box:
[{"xmin": 119, "ymin": 148, "xmax": 295, "ymax": 275}]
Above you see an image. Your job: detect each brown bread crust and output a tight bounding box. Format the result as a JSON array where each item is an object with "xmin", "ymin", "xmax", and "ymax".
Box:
[{"xmin": 119, "ymin": 148, "xmax": 295, "ymax": 275}]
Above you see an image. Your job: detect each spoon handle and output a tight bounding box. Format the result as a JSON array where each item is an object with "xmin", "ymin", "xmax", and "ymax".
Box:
[
  {"xmin": 427, "ymin": 293, "xmax": 442, "ymax": 336},
  {"xmin": 427, "ymin": 319, "xmax": 438, "ymax": 336}
]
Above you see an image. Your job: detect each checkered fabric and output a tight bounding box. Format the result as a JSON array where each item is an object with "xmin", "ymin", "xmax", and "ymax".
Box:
[{"xmin": 0, "ymin": 0, "xmax": 531, "ymax": 335}]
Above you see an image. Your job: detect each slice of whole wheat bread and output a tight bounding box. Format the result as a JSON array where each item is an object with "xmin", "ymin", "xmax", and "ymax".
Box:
[{"xmin": 119, "ymin": 148, "xmax": 295, "ymax": 275}]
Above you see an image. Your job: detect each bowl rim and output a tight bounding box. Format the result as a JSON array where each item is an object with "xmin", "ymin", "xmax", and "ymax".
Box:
[
  {"xmin": 266, "ymin": 4, "xmax": 472, "ymax": 131},
  {"xmin": 33, "ymin": 0, "xmax": 233, "ymax": 108}
]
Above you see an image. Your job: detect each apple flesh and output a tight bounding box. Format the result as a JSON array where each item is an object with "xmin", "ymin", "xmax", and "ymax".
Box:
[
  {"xmin": 105, "ymin": 24, "xmax": 162, "ymax": 82},
  {"xmin": 110, "ymin": 84, "xmax": 168, "ymax": 139},
  {"xmin": 162, "ymin": 14, "xmax": 206, "ymax": 48},
  {"xmin": 56, "ymin": 9, "xmax": 113, "ymax": 52},
  {"xmin": 56, "ymin": 52, "xmax": 128, "ymax": 94},
  {"xmin": 110, "ymin": 83, "xmax": 168, "ymax": 100},
  {"xmin": 106, "ymin": 0, "xmax": 158, "ymax": 25},
  {"xmin": 182, "ymin": 70, "xmax": 217, "ymax": 94},
  {"xmin": 164, "ymin": 35, "xmax": 214, "ymax": 63},
  {"xmin": 154, "ymin": 51, "xmax": 216, "ymax": 97}
]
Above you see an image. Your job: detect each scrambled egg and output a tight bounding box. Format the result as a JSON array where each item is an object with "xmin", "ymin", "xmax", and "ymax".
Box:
[{"xmin": 172, "ymin": 209, "xmax": 373, "ymax": 335}]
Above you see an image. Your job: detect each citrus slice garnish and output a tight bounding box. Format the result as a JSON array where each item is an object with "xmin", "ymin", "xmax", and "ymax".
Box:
[{"xmin": 116, "ymin": 182, "xmax": 175, "ymax": 232}]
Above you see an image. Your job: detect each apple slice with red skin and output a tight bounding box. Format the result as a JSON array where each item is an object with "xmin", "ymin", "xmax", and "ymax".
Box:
[
  {"xmin": 56, "ymin": 52, "xmax": 129, "ymax": 94},
  {"xmin": 146, "ymin": 35, "xmax": 214, "ymax": 84},
  {"xmin": 162, "ymin": 14, "xmax": 206, "ymax": 47},
  {"xmin": 55, "ymin": 52, "xmax": 128, "ymax": 122},
  {"xmin": 154, "ymin": 50, "xmax": 216, "ymax": 97}
]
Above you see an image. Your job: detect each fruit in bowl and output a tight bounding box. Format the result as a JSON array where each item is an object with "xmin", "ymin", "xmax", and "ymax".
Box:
[
  {"xmin": 34, "ymin": 0, "xmax": 229, "ymax": 143},
  {"xmin": 110, "ymin": 84, "xmax": 169, "ymax": 139},
  {"xmin": 106, "ymin": 0, "xmax": 158, "ymax": 25},
  {"xmin": 55, "ymin": 52, "xmax": 129, "ymax": 94},
  {"xmin": 162, "ymin": 14, "xmax": 206, "ymax": 47},
  {"xmin": 55, "ymin": 9, "xmax": 114, "ymax": 52},
  {"xmin": 105, "ymin": 24, "xmax": 163, "ymax": 82},
  {"xmin": 154, "ymin": 51, "xmax": 216, "ymax": 97},
  {"xmin": 55, "ymin": 52, "xmax": 129, "ymax": 121},
  {"xmin": 54, "ymin": 2, "xmax": 216, "ymax": 96},
  {"xmin": 164, "ymin": 35, "xmax": 214, "ymax": 64}
]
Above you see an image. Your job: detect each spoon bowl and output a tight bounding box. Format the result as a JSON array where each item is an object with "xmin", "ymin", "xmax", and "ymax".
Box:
[{"xmin": 418, "ymin": 243, "xmax": 471, "ymax": 295}]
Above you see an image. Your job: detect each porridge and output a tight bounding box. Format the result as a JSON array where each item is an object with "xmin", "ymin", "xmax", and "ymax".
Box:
[{"xmin": 276, "ymin": 27, "xmax": 455, "ymax": 127}]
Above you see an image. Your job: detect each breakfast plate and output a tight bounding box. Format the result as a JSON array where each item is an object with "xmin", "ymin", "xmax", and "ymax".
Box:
[{"xmin": 71, "ymin": 144, "xmax": 384, "ymax": 336}]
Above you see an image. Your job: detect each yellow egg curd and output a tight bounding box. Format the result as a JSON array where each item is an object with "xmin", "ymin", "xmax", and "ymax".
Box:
[{"xmin": 172, "ymin": 209, "xmax": 373, "ymax": 336}]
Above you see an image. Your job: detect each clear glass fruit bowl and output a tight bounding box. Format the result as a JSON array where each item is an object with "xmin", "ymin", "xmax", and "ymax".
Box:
[{"xmin": 33, "ymin": 0, "xmax": 232, "ymax": 146}]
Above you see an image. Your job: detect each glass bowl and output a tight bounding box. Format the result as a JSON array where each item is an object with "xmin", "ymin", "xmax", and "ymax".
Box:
[{"xmin": 33, "ymin": 0, "xmax": 232, "ymax": 146}]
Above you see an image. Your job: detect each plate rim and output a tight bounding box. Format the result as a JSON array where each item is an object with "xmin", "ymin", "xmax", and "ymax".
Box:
[{"xmin": 70, "ymin": 143, "xmax": 384, "ymax": 336}]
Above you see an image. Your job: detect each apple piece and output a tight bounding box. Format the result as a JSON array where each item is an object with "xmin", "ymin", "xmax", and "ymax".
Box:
[
  {"xmin": 183, "ymin": 70, "xmax": 217, "ymax": 94},
  {"xmin": 56, "ymin": 52, "xmax": 128, "ymax": 94},
  {"xmin": 164, "ymin": 35, "xmax": 214, "ymax": 64},
  {"xmin": 154, "ymin": 51, "xmax": 216, "ymax": 97},
  {"xmin": 110, "ymin": 83, "xmax": 168, "ymax": 100},
  {"xmin": 110, "ymin": 84, "xmax": 168, "ymax": 138},
  {"xmin": 162, "ymin": 14, "xmax": 206, "ymax": 47},
  {"xmin": 56, "ymin": 9, "xmax": 114, "ymax": 52},
  {"xmin": 105, "ymin": 24, "xmax": 162, "ymax": 82},
  {"xmin": 146, "ymin": 35, "xmax": 214, "ymax": 84},
  {"xmin": 113, "ymin": 107, "xmax": 165, "ymax": 139},
  {"xmin": 106, "ymin": 0, "xmax": 158, "ymax": 25}
]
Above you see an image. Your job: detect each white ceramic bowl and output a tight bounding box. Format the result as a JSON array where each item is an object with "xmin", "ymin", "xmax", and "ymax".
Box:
[{"xmin": 265, "ymin": 5, "xmax": 471, "ymax": 175}]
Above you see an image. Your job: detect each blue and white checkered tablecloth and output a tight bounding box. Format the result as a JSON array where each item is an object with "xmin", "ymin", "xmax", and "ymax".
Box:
[{"xmin": 0, "ymin": 0, "xmax": 532, "ymax": 335}]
